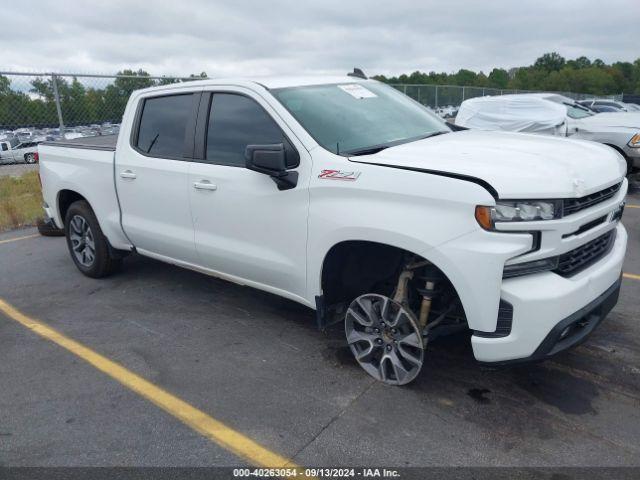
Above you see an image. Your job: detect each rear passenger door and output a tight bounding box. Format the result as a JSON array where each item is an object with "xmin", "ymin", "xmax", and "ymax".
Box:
[
  {"xmin": 188, "ymin": 90, "xmax": 311, "ymax": 300},
  {"xmin": 115, "ymin": 90, "xmax": 201, "ymax": 264}
]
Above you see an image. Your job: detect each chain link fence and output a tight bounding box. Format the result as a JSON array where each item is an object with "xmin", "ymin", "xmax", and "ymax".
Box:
[
  {"xmin": 0, "ymin": 71, "xmax": 625, "ymax": 144},
  {"xmin": 0, "ymin": 72, "xmax": 202, "ymax": 145},
  {"xmin": 392, "ymin": 84, "xmax": 623, "ymax": 117}
]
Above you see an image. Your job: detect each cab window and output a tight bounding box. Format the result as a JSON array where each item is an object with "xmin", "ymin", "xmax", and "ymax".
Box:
[
  {"xmin": 205, "ymin": 93, "xmax": 298, "ymax": 168},
  {"xmin": 135, "ymin": 94, "xmax": 193, "ymax": 158}
]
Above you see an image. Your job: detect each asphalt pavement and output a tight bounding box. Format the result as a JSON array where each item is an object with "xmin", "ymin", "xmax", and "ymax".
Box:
[{"xmin": 0, "ymin": 191, "xmax": 638, "ymax": 468}]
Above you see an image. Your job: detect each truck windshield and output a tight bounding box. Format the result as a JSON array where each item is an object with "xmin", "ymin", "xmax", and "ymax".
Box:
[{"xmin": 272, "ymin": 82, "xmax": 450, "ymax": 155}]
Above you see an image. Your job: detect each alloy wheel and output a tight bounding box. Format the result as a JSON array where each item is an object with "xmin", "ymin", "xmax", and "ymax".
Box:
[
  {"xmin": 345, "ymin": 294, "xmax": 424, "ymax": 385},
  {"xmin": 69, "ymin": 215, "xmax": 96, "ymax": 267}
]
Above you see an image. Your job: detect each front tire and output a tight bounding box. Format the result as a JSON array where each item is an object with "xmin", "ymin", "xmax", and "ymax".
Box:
[
  {"xmin": 64, "ymin": 200, "xmax": 121, "ymax": 278},
  {"xmin": 24, "ymin": 153, "xmax": 37, "ymax": 164}
]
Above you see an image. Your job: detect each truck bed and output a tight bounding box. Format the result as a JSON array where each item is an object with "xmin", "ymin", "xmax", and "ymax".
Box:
[
  {"xmin": 42, "ymin": 134, "xmax": 117, "ymax": 151},
  {"xmin": 38, "ymin": 133, "xmax": 131, "ymax": 249}
]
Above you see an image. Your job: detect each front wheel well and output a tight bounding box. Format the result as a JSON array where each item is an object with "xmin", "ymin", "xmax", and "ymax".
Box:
[{"xmin": 319, "ymin": 241, "xmax": 466, "ymax": 329}]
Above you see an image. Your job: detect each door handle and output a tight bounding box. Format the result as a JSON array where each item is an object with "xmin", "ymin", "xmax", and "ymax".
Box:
[
  {"xmin": 193, "ymin": 180, "xmax": 217, "ymax": 191},
  {"xmin": 120, "ymin": 170, "xmax": 137, "ymax": 179}
]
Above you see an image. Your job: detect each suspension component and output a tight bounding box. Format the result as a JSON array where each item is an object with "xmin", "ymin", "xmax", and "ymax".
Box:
[
  {"xmin": 416, "ymin": 266, "xmax": 443, "ymax": 330},
  {"xmin": 392, "ymin": 258, "xmax": 429, "ymax": 306}
]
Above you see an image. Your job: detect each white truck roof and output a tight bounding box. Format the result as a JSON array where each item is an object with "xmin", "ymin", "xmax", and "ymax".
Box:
[
  {"xmin": 134, "ymin": 75, "xmax": 373, "ymax": 96},
  {"xmin": 455, "ymin": 94, "xmax": 567, "ymax": 134}
]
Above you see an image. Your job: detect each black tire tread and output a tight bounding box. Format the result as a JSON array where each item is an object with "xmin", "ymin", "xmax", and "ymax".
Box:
[{"xmin": 64, "ymin": 200, "xmax": 121, "ymax": 278}]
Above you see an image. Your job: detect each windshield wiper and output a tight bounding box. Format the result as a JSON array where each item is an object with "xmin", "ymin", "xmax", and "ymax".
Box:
[
  {"xmin": 344, "ymin": 131, "xmax": 450, "ymax": 157},
  {"xmin": 415, "ymin": 130, "xmax": 449, "ymax": 140},
  {"xmin": 344, "ymin": 145, "xmax": 391, "ymax": 156},
  {"xmin": 563, "ymin": 101, "xmax": 591, "ymax": 112}
]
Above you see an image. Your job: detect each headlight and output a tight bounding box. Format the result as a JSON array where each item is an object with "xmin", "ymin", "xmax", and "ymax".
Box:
[
  {"xmin": 628, "ymin": 133, "xmax": 640, "ymax": 148},
  {"xmin": 475, "ymin": 200, "xmax": 561, "ymax": 230}
]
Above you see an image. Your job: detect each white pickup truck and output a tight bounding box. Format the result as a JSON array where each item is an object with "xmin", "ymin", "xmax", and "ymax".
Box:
[{"xmin": 39, "ymin": 75, "xmax": 628, "ymax": 385}]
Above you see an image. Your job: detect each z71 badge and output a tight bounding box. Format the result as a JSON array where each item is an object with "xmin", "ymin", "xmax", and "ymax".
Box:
[{"xmin": 318, "ymin": 169, "xmax": 361, "ymax": 181}]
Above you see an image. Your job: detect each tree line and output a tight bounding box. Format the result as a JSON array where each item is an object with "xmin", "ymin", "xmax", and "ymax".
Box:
[
  {"xmin": 374, "ymin": 52, "xmax": 640, "ymax": 95},
  {"xmin": 2, "ymin": 53, "xmax": 640, "ymax": 129},
  {"xmin": 0, "ymin": 70, "xmax": 207, "ymax": 129}
]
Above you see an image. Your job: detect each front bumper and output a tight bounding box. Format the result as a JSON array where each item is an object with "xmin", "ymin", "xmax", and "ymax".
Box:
[
  {"xmin": 477, "ymin": 276, "xmax": 621, "ymax": 366},
  {"xmin": 472, "ymin": 223, "xmax": 627, "ymax": 363}
]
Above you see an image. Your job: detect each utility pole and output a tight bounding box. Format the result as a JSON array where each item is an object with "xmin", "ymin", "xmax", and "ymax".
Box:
[{"xmin": 51, "ymin": 74, "xmax": 65, "ymax": 137}]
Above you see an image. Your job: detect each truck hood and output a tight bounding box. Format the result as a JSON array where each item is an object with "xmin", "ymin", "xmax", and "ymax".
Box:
[
  {"xmin": 579, "ymin": 112, "xmax": 640, "ymax": 131},
  {"xmin": 349, "ymin": 130, "xmax": 626, "ymax": 199}
]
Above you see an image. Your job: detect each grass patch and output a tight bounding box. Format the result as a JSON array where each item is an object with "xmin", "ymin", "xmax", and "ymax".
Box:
[{"xmin": 0, "ymin": 171, "xmax": 43, "ymax": 231}]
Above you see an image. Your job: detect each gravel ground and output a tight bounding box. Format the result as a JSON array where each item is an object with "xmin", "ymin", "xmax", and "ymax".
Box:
[{"xmin": 0, "ymin": 163, "xmax": 39, "ymax": 177}]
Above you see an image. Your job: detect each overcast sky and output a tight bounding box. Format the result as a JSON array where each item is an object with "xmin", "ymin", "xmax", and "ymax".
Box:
[{"xmin": 2, "ymin": 0, "xmax": 639, "ymax": 78}]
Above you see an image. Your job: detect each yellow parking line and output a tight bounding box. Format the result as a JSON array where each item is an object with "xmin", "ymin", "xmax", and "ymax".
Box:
[
  {"xmin": 626, "ymin": 204, "xmax": 640, "ymax": 209},
  {"xmin": 0, "ymin": 298, "xmax": 299, "ymax": 470},
  {"xmin": 623, "ymin": 273, "xmax": 640, "ymax": 281},
  {"xmin": 0, "ymin": 233, "xmax": 39, "ymax": 245}
]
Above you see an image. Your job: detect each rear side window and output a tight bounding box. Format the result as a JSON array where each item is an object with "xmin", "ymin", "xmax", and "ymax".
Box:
[
  {"xmin": 206, "ymin": 93, "xmax": 297, "ymax": 168},
  {"xmin": 136, "ymin": 94, "xmax": 193, "ymax": 158}
]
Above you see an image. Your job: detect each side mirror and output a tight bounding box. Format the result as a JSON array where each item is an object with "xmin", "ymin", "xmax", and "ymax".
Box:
[
  {"xmin": 245, "ymin": 144, "xmax": 286, "ymax": 174},
  {"xmin": 245, "ymin": 144, "xmax": 298, "ymax": 190}
]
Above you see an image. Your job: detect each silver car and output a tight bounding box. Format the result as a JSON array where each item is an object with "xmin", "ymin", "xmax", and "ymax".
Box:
[{"xmin": 0, "ymin": 140, "xmax": 39, "ymax": 164}]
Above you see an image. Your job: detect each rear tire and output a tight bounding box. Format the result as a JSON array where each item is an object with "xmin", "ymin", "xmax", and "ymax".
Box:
[{"xmin": 64, "ymin": 200, "xmax": 121, "ymax": 278}]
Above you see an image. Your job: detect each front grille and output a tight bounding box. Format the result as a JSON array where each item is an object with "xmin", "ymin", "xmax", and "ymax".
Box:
[
  {"xmin": 562, "ymin": 215, "xmax": 607, "ymax": 238},
  {"xmin": 563, "ymin": 182, "xmax": 621, "ymax": 216},
  {"xmin": 554, "ymin": 230, "xmax": 616, "ymax": 277}
]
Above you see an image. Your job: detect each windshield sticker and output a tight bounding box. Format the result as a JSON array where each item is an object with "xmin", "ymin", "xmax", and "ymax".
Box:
[
  {"xmin": 319, "ymin": 169, "xmax": 361, "ymax": 181},
  {"xmin": 338, "ymin": 84, "xmax": 377, "ymax": 99}
]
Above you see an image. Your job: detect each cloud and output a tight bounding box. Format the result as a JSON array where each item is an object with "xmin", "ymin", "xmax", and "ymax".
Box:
[{"xmin": 2, "ymin": 0, "xmax": 638, "ymax": 77}]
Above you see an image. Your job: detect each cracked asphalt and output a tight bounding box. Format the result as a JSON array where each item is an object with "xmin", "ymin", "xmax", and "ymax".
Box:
[{"xmin": 0, "ymin": 190, "xmax": 638, "ymax": 467}]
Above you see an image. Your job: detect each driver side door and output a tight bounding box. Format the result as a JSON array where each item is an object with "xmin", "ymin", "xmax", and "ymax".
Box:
[{"xmin": 188, "ymin": 90, "xmax": 311, "ymax": 301}]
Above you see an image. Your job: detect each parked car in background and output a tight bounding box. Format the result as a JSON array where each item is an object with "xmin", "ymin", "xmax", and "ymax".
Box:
[
  {"xmin": 578, "ymin": 99, "xmax": 638, "ymax": 112},
  {"xmin": 0, "ymin": 140, "xmax": 13, "ymax": 160},
  {"xmin": 456, "ymin": 93, "xmax": 640, "ymax": 175},
  {"xmin": 39, "ymin": 76, "xmax": 627, "ymax": 386},
  {"xmin": 435, "ymin": 105, "xmax": 458, "ymax": 118},
  {"xmin": 0, "ymin": 140, "xmax": 40, "ymax": 164}
]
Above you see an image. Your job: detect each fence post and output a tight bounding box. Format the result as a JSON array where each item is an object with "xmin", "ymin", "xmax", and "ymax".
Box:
[
  {"xmin": 462, "ymin": 86, "xmax": 465, "ymax": 101},
  {"xmin": 435, "ymin": 85, "xmax": 438, "ymax": 108},
  {"xmin": 51, "ymin": 73, "xmax": 65, "ymax": 136}
]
